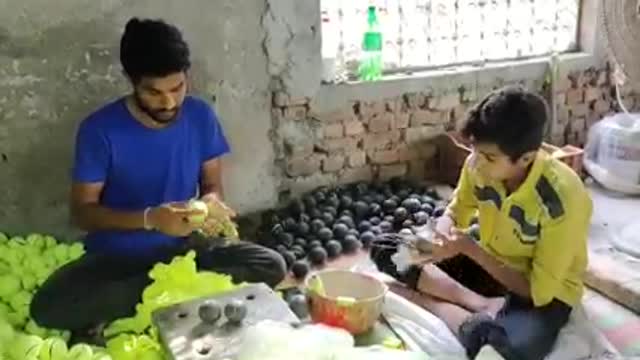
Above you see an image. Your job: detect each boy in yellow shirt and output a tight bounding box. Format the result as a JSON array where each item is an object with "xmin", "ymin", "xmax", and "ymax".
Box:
[{"xmin": 372, "ymin": 85, "xmax": 592, "ymax": 360}]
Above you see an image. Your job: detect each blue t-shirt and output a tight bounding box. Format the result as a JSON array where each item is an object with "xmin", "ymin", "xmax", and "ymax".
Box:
[{"xmin": 72, "ymin": 96, "xmax": 230, "ymax": 257}]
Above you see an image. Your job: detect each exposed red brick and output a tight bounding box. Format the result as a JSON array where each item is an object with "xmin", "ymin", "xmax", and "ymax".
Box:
[
  {"xmin": 395, "ymin": 112, "xmax": 410, "ymax": 129},
  {"xmin": 368, "ymin": 112, "xmax": 394, "ymax": 133},
  {"xmin": 405, "ymin": 126, "xmax": 445, "ymax": 144},
  {"xmin": 317, "ymin": 137, "xmax": 359, "ymax": 154},
  {"xmin": 428, "ymin": 93, "xmax": 460, "ymax": 111},
  {"xmin": 566, "ymin": 88, "xmax": 584, "ymax": 105},
  {"xmin": 362, "ymin": 131, "xmax": 401, "ymax": 150},
  {"xmin": 369, "ymin": 150, "xmax": 400, "ymax": 165},
  {"xmin": 324, "ymin": 123, "xmax": 344, "ymax": 139},
  {"xmin": 286, "ymin": 155, "xmax": 321, "ymax": 177},
  {"xmin": 283, "ymin": 105, "xmax": 308, "ymax": 121},
  {"xmin": 378, "ymin": 163, "xmax": 408, "ymax": 180},
  {"xmin": 339, "ymin": 166, "xmax": 374, "ymax": 184},
  {"xmin": 570, "ymin": 103, "xmax": 589, "ymax": 118},
  {"xmin": 584, "ymin": 87, "xmax": 602, "ymax": 102},
  {"xmin": 322, "ymin": 155, "xmax": 345, "ymax": 172},
  {"xmin": 594, "ymin": 99, "xmax": 611, "ymax": 114},
  {"xmin": 344, "ymin": 120, "xmax": 365, "ymax": 136},
  {"xmin": 347, "ymin": 150, "xmax": 367, "ymax": 168}
]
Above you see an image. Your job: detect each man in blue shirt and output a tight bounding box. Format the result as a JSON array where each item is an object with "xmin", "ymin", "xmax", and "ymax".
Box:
[{"xmin": 30, "ymin": 18, "xmax": 286, "ymax": 342}]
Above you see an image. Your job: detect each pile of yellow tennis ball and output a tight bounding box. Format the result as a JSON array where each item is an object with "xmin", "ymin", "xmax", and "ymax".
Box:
[{"xmin": 0, "ymin": 232, "xmax": 111, "ymax": 360}]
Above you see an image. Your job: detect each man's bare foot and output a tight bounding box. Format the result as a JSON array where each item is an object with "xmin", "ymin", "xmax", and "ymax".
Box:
[{"xmin": 481, "ymin": 297, "xmax": 506, "ymax": 319}]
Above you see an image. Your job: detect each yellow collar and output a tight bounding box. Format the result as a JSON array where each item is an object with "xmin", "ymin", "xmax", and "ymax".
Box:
[{"xmin": 508, "ymin": 150, "xmax": 548, "ymax": 200}]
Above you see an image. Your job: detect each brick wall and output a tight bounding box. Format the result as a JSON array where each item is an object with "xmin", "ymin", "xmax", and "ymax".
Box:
[
  {"xmin": 552, "ymin": 66, "xmax": 638, "ymax": 147},
  {"xmin": 273, "ymin": 64, "xmax": 639, "ymax": 198}
]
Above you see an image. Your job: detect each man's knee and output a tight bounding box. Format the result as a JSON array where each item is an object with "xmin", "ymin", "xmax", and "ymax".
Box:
[{"xmin": 30, "ymin": 285, "xmax": 64, "ymax": 329}]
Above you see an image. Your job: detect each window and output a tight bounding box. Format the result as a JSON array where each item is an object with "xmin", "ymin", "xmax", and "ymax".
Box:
[{"xmin": 321, "ymin": 0, "xmax": 581, "ymax": 75}]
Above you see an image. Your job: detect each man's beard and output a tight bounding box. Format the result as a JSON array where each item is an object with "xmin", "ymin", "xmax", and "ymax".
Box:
[{"xmin": 133, "ymin": 93, "xmax": 180, "ymax": 124}]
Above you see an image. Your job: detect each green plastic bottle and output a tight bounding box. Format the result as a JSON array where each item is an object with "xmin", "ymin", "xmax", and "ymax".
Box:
[{"xmin": 358, "ymin": 6, "xmax": 383, "ymax": 81}]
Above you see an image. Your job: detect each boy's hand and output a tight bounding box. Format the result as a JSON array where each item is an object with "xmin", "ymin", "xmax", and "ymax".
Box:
[{"xmin": 432, "ymin": 227, "xmax": 477, "ymax": 262}]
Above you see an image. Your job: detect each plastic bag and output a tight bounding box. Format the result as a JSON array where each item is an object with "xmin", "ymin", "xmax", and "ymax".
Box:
[
  {"xmin": 236, "ymin": 320, "xmax": 354, "ymax": 360},
  {"xmin": 105, "ymin": 250, "xmax": 245, "ymax": 358},
  {"xmin": 584, "ymin": 112, "xmax": 640, "ymax": 194}
]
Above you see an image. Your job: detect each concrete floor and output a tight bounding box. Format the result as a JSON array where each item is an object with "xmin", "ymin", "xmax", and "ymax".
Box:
[{"xmin": 583, "ymin": 179, "xmax": 640, "ymax": 356}]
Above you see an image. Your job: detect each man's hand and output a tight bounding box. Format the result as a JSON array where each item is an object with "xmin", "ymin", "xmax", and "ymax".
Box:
[
  {"xmin": 148, "ymin": 203, "xmax": 205, "ymax": 237},
  {"xmin": 201, "ymin": 193, "xmax": 236, "ymax": 218}
]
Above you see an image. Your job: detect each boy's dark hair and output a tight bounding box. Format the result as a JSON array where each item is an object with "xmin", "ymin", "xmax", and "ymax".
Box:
[
  {"xmin": 120, "ymin": 18, "xmax": 191, "ymax": 83},
  {"xmin": 461, "ymin": 85, "xmax": 548, "ymax": 161}
]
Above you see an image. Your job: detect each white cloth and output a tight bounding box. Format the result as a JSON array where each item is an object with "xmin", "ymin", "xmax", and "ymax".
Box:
[{"xmin": 351, "ymin": 259, "xmax": 621, "ymax": 360}]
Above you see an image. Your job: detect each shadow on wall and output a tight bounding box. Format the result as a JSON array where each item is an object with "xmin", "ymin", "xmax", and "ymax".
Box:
[{"xmin": 0, "ymin": 19, "xmax": 126, "ymax": 240}]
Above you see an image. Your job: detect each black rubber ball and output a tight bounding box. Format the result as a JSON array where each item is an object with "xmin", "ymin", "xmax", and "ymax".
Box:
[
  {"xmin": 359, "ymin": 231, "xmax": 375, "ymax": 248},
  {"xmin": 307, "ymin": 240, "xmax": 322, "ymax": 250},
  {"xmin": 332, "ymin": 223, "xmax": 350, "ymax": 240},
  {"xmin": 342, "ymin": 237, "xmax": 362, "ymax": 254},
  {"xmin": 310, "ymin": 219, "xmax": 326, "ymax": 234},
  {"xmin": 347, "ymin": 229, "xmax": 360, "ymax": 238},
  {"xmin": 413, "ymin": 211, "xmax": 429, "ymax": 225},
  {"xmin": 353, "ymin": 201, "xmax": 369, "ymax": 219},
  {"xmin": 325, "ymin": 240, "xmax": 342, "ymax": 258},
  {"xmin": 283, "ymin": 217, "xmax": 298, "ymax": 233},
  {"xmin": 393, "ymin": 207, "xmax": 409, "ymax": 222},
  {"xmin": 379, "ymin": 221, "xmax": 393, "ymax": 233},
  {"xmin": 291, "ymin": 261, "xmax": 310, "ymax": 279},
  {"xmin": 338, "ymin": 215, "xmax": 355, "ymax": 229},
  {"xmin": 340, "ymin": 196, "xmax": 354, "ymax": 210},
  {"xmin": 358, "ymin": 220, "xmax": 372, "ymax": 233},
  {"xmin": 369, "ymin": 216, "xmax": 382, "ymax": 226},
  {"xmin": 277, "ymin": 232, "xmax": 294, "ymax": 247},
  {"xmin": 402, "ymin": 198, "xmax": 422, "ymax": 213},
  {"xmin": 308, "ymin": 247, "xmax": 328, "ymax": 265},
  {"xmin": 433, "ymin": 205, "xmax": 446, "ymax": 218},
  {"xmin": 282, "ymin": 251, "xmax": 296, "ymax": 268},
  {"xmin": 297, "ymin": 222, "xmax": 310, "ymax": 236},
  {"xmin": 368, "ymin": 203, "xmax": 382, "ymax": 217},
  {"xmin": 420, "ymin": 203, "xmax": 434, "ymax": 215},
  {"xmin": 308, "ymin": 208, "xmax": 322, "ymax": 220},
  {"xmin": 342, "ymin": 234, "xmax": 358, "ymax": 244},
  {"xmin": 291, "ymin": 245, "xmax": 306, "ymax": 259},
  {"xmin": 321, "ymin": 212, "xmax": 335, "ymax": 226},
  {"xmin": 294, "ymin": 238, "xmax": 307, "ymax": 248},
  {"xmin": 317, "ymin": 227, "xmax": 334, "ymax": 242},
  {"xmin": 340, "ymin": 209, "xmax": 354, "ymax": 219},
  {"xmin": 383, "ymin": 199, "xmax": 398, "ymax": 214},
  {"xmin": 276, "ymin": 244, "xmax": 288, "ymax": 254}
]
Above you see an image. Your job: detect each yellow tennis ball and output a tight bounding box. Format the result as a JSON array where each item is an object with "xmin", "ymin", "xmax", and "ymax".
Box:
[
  {"xmin": 67, "ymin": 343, "xmax": 94, "ymax": 360},
  {"xmin": 188, "ymin": 200, "xmax": 209, "ymax": 224},
  {"xmin": 39, "ymin": 337, "xmax": 69, "ymax": 360}
]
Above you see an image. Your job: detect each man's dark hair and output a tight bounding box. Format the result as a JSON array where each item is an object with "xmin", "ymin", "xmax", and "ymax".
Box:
[
  {"xmin": 120, "ymin": 18, "xmax": 191, "ymax": 82},
  {"xmin": 461, "ymin": 85, "xmax": 548, "ymax": 161}
]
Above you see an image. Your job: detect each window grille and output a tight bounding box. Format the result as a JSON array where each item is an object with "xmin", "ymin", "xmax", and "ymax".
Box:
[{"xmin": 321, "ymin": 0, "xmax": 581, "ymax": 73}]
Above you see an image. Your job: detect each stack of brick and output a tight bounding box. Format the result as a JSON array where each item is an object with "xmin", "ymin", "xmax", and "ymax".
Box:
[{"xmin": 273, "ymin": 91, "xmax": 470, "ymax": 194}]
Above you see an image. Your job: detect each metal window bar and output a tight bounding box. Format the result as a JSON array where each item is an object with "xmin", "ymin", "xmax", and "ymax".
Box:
[{"xmin": 321, "ymin": 0, "xmax": 580, "ymax": 76}]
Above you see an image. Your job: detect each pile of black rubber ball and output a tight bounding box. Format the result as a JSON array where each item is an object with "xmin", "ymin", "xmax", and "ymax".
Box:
[{"xmin": 259, "ymin": 178, "xmax": 448, "ymax": 279}]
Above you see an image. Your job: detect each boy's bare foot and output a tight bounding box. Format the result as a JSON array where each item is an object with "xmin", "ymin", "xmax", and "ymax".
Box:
[{"xmin": 481, "ymin": 297, "xmax": 506, "ymax": 319}]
